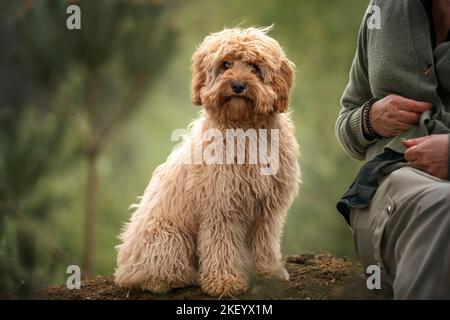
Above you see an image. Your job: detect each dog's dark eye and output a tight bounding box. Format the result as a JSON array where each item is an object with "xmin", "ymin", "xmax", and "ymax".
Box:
[
  {"xmin": 222, "ymin": 61, "xmax": 232, "ymax": 70},
  {"xmin": 250, "ymin": 63, "xmax": 261, "ymax": 74}
]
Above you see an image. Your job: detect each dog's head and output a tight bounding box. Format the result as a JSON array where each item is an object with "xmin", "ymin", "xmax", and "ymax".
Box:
[{"xmin": 191, "ymin": 27, "xmax": 295, "ymax": 123}]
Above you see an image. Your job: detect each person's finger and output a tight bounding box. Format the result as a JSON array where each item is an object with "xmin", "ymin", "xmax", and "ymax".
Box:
[
  {"xmin": 396, "ymin": 97, "xmax": 432, "ymax": 113},
  {"xmin": 395, "ymin": 121, "xmax": 414, "ymax": 131},
  {"xmin": 402, "ymin": 136, "xmax": 429, "ymax": 148},
  {"xmin": 410, "ymin": 160, "xmax": 423, "ymax": 170},
  {"xmin": 404, "ymin": 145, "xmax": 419, "ymax": 161},
  {"xmin": 397, "ymin": 109, "xmax": 421, "ymax": 124},
  {"xmin": 388, "ymin": 122, "xmax": 413, "ymax": 136}
]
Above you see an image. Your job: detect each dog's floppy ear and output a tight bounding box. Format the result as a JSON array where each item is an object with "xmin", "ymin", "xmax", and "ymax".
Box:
[
  {"xmin": 273, "ymin": 58, "xmax": 295, "ymax": 113},
  {"xmin": 191, "ymin": 49, "xmax": 206, "ymax": 106}
]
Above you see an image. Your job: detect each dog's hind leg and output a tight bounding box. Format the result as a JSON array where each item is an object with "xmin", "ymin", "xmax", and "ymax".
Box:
[
  {"xmin": 249, "ymin": 204, "xmax": 289, "ymax": 281},
  {"xmin": 115, "ymin": 218, "xmax": 198, "ymax": 293}
]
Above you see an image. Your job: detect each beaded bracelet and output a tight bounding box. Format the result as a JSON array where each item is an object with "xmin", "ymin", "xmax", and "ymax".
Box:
[{"xmin": 362, "ymin": 97, "xmax": 381, "ymax": 140}]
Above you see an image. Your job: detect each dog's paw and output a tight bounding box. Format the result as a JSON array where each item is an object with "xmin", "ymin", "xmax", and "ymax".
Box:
[
  {"xmin": 201, "ymin": 274, "xmax": 248, "ymax": 298},
  {"xmin": 275, "ymin": 267, "xmax": 290, "ymax": 281},
  {"xmin": 256, "ymin": 266, "xmax": 290, "ymax": 282},
  {"xmin": 140, "ymin": 280, "xmax": 172, "ymax": 294}
]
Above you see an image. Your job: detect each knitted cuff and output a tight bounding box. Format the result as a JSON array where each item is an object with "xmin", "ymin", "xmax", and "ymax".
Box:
[{"xmin": 347, "ymin": 106, "xmax": 374, "ymax": 150}]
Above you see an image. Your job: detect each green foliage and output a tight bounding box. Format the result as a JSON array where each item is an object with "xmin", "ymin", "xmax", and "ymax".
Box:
[
  {"xmin": 0, "ymin": 106, "xmax": 69, "ymax": 297},
  {"xmin": 0, "ymin": 0, "xmax": 179, "ymax": 296},
  {"xmin": 12, "ymin": 0, "xmax": 178, "ymax": 82}
]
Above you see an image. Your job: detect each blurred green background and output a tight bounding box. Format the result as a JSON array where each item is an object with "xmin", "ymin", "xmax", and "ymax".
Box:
[{"xmin": 0, "ymin": 0, "xmax": 367, "ymax": 297}]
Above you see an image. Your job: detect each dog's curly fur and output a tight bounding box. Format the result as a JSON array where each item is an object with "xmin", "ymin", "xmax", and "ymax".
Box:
[{"xmin": 114, "ymin": 27, "xmax": 300, "ymax": 297}]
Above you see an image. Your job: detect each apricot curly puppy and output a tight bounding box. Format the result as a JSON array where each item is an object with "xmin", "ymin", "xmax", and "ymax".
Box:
[{"xmin": 115, "ymin": 27, "xmax": 300, "ymax": 297}]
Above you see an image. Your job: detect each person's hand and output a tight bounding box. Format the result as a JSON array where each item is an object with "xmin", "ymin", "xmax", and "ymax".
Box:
[
  {"xmin": 368, "ymin": 94, "xmax": 432, "ymax": 137},
  {"xmin": 402, "ymin": 134, "xmax": 449, "ymax": 180}
]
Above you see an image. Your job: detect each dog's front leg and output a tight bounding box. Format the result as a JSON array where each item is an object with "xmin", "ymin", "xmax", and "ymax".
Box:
[
  {"xmin": 249, "ymin": 207, "xmax": 289, "ymax": 281},
  {"xmin": 198, "ymin": 208, "xmax": 249, "ymax": 297}
]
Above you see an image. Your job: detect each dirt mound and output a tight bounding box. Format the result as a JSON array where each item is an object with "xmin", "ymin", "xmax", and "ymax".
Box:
[{"xmin": 36, "ymin": 253, "xmax": 391, "ymax": 300}]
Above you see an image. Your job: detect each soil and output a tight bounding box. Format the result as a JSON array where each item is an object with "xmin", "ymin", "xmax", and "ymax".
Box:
[{"xmin": 36, "ymin": 253, "xmax": 392, "ymax": 300}]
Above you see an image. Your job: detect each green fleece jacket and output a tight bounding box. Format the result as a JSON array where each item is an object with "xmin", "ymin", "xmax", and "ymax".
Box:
[{"xmin": 336, "ymin": 0, "xmax": 450, "ymax": 166}]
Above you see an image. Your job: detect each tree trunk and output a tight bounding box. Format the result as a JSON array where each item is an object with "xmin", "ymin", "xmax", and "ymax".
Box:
[
  {"xmin": 82, "ymin": 151, "xmax": 98, "ymax": 277},
  {"xmin": 82, "ymin": 66, "xmax": 100, "ymax": 277}
]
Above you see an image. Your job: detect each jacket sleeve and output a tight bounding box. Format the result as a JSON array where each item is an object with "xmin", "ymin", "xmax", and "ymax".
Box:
[{"xmin": 335, "ymin": 7, "xmax": 376, "ymax": 160}]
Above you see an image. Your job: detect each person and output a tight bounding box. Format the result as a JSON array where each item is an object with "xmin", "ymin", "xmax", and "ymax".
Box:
[{"xmin": 335, "ymin": 0, "xmax": 450, "ymax": 299}]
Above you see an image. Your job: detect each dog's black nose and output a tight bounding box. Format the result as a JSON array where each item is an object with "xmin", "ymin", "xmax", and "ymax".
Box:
[{"xmin": 231, "ymin": 81, "xmax": 246, "ymax": 94}]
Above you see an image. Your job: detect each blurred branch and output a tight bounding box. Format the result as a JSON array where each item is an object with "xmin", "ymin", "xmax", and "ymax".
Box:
[
  {"xmin": 2, "ymin": 203, "xmax": 71, "ymax": 265},
  {"xmin": 53, "ymin": 97, "xmax": 88, "ymax": 144},
  {"xmin": 98, "ymin": 74, "xmax": 150, "ymax": 149}
]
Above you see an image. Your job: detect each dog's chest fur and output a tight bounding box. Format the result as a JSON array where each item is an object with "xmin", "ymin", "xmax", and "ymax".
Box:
[{"xmin": 180, "ymin": 113, "xmax": 299, "ymax": 224}]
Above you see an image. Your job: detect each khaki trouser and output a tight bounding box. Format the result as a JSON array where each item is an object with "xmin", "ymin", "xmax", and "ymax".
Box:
[{"xmin": 350, "ymin": 166, "xmax": 450, "ymax": 299}]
